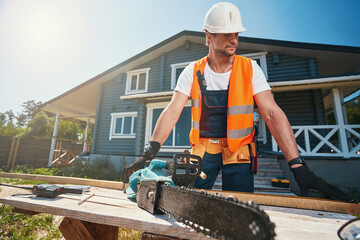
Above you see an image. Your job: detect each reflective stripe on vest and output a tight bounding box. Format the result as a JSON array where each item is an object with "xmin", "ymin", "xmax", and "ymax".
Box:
[{"xmin": 189, "ymin": 55, "xmax": 255, "ymax": 153}]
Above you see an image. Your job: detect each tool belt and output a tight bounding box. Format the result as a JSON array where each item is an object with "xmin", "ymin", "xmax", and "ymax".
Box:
[{"xmin": 190, "ymin": 138, "xmax": 257, "ymax": 166}]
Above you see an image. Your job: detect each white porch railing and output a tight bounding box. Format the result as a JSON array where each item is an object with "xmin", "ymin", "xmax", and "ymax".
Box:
[{"xmin": 272, "ymin": 125, "xmax": 360, "ymax": 158}]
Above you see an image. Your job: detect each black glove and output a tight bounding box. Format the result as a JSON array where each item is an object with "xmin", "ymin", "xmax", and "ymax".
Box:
[
  {"xmin": 121, "ymin": 141, "xmax": 161, "ymax": 183},
  {"xmin": 290, "ymin": 157, "xmax": 357, "ymax": 203}
]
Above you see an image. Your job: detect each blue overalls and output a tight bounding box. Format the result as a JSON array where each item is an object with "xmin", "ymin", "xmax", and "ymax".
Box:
[{"xmin": 193, "ymin": 71, "xmax": 254, "ymax": 192}]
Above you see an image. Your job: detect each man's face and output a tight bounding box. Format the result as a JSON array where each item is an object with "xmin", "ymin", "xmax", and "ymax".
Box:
[{"xmin": 209, "ymin": 32, "xmax": 239, "ymax": 57}]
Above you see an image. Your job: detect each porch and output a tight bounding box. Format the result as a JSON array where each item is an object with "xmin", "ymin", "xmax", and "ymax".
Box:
[{"xmin": 271, "ymin": 87, "xmax": 360, "ymax": 159}]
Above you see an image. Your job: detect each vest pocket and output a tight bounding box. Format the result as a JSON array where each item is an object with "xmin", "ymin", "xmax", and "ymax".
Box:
[{"xmin": 203, "ymin": 91, "xmax": 228, "ymax": 108}]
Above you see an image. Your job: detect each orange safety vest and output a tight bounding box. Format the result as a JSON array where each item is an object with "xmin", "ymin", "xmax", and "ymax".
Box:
[{"xmin": 189, "ymin": 55, "xmax": 255, "ymax": 153}]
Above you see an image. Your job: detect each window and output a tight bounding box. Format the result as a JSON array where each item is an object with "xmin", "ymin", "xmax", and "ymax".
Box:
[
  {"xmin": 125, "ymin": 68, "xmax": 150, "ymax": 95},
  {"xmin": 170, "ymin": 61, "xmax": 193, "ymax": 89},
  {"xmin": 241, "ymin": 52, "xmax": 268, "ymax": 79},
  {"xmin": 254, "ymin": 110, "xmax": 267, "ymax": 144},
  {"xmin": 109, "ymin": 112, "xmax": 137, "ymax": 140},
  {"xmin": 145, "ymin": 102, "xmax": 191, "ymax": 152}
]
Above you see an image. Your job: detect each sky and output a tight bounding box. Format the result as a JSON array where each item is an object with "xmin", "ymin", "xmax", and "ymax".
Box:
[{"xmin": 0, "ymin": 0, "xmax": 359, "ymax": 115}]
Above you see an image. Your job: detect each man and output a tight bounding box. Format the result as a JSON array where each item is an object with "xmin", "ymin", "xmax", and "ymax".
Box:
[{"xmin": 122, "ymin": 2, "xmax": 354, "ymax": 202}]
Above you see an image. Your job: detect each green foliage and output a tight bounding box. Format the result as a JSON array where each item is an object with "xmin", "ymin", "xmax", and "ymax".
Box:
[
  {"xmin": 57, "ymin": 120, "xmax": 81, "ymax": 140},
  {"xmin": 327, "ymin": 99, "xmax": 360, "ymax": 125},
  {"xmin": 22, "ymin": 111, "xmax": 53, "ymax": 138},
  {"xmin": 0, "ymin": 100, "xmax": 92, "ymax": 141},
  {"xmin": 0, "ymin": 177, "xmax": 46, "ymax": 185},
  {"xmin": 19, "ymin": 100, "xmax": 43, "ymax": 125},
  {"xmin": 0, "ymin": 121, "xmax": 24, "ymax": 137},
  {"xmin": 0, "ymin": 205, "xmax": 62, "ymax": 240},
  {"xmin": 346, "ymin": 100, "xmax": 360, "ymax": 124},
  {"xmin": 118, "ymin": 227, "xmax": 142, "ymax": 240},
  {"xmin": 11, "ymin": 165, "xmax": 60, "ymax": 176},
  {"xmin": 55, "ymin": 158, "xmax": 120, "ymax": 181},
  {"xmin": 9, "ymin": 158, "xmax": 120, "ymax": 181}
]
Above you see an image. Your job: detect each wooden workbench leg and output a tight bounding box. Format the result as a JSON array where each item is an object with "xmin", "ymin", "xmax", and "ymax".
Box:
[
  {"xmin": 141, "ymin": 232, "xmax": 184, "ymax": 240},
  {"xmin": 59, "ymin": 217, "xmax": 118, "ymax": 240}
]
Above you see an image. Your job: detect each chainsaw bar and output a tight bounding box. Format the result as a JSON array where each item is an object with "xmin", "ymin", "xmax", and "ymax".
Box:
[{"xmin": 137, "ymin": 181, "xmax": 276, "ymax": 240}]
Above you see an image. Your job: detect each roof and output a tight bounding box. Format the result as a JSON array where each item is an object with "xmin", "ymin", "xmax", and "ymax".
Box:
[{"xmin": 40, "ymin": 30, "xmax": 360, "ymax": 121}]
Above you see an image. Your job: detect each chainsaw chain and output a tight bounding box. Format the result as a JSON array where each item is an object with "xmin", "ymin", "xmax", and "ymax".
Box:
[{"xmin": 158, "ymin": 185, "xmax": 276, "ymax": 240}]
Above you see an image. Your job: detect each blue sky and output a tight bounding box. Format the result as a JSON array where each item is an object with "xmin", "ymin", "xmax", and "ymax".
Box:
[{"xmin": 0, "ymin": 0, "xmax": 359, "ymax": 114}]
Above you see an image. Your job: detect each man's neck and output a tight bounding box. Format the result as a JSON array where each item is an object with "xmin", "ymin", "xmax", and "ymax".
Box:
[{"xmin": 207, "ymin": 53, "xmax": 234, "ymax": 73}]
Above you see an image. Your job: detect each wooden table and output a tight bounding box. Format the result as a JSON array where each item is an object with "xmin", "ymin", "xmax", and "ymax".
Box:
[{"xmin": 0, "ymin": 186, "xmax": 356, "ymax": 240}]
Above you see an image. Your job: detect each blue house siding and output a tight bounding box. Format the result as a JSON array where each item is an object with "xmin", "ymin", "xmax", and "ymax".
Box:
[
  {"xmin": 163, "ymin": 43, "xmax": 208, "ymax": 90},
  {"xmin": 258, "ymin": 89, "xmax": 326, "ymax": 152},
  {"xmin": 267, "ymin": 53, "xmax": 319, "ymax": 82},
  {"xmin": 94, "ymin": 77, "xmax": 140, "ymax": 155}
]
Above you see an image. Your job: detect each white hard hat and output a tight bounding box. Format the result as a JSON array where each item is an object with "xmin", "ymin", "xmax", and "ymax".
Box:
[{"xmin": 202, "ymin": 2, "xmax": 246, "ymax": 33}]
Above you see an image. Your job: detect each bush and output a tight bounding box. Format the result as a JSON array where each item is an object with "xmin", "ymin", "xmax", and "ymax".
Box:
[
  {"xmin": 55, "ymin": 157, "xmax": 120, "ymax": 181},
  {"xmin": 8, "ymin": 157, "xmax": 121, "ymax": 181}
]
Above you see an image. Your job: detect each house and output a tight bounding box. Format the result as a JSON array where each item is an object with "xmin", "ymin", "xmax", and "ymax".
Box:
[{"xmin": 41, "ymin": 30, "xmax": 360, "ymax": 191}]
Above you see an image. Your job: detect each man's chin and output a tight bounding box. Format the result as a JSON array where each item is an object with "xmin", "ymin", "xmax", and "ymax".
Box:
[{"xmin": 215, "ymin": 49, "xmax": 235, "ymax": 57}]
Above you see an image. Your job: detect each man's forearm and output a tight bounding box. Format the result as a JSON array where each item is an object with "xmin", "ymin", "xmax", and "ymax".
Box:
[{"xmin": 264, "ymin": 106, "xmax": 300, "ymax": 161}]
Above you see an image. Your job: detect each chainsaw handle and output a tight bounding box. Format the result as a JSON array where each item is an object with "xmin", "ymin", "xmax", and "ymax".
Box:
[{"xmin": 126, "ymin": 169, "xmax": 142, "ymax": 199}]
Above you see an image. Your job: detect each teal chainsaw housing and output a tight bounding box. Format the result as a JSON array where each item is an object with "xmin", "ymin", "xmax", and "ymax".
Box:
[{"xmin": 126, "ymin": 159, "xmax": 174, "ymax": 199}]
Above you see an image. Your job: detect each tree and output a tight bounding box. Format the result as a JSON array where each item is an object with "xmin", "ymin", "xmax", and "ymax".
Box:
[
  {"xmin": 0, "ymin": 111, "xmax": 22, "ymax": 136},
  {"xmin": 0, "ymin": 100, "xmax": 94, "ymax": 143},
  {"xmin": 23, "ymin": 111, "xmax": 52, "ymax": 137},
  {"xmin": 57, "ymin": 120, "xmax": 82, "ymax": 140},
  {"xmin": 19, "ymin": 100, "xmax": 43, "ymax": 124}
]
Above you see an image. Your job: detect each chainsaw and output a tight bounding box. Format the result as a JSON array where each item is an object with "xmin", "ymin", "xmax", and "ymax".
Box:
[{"xmin": 126, "ymin": 153, "xmax": 276, "ymax": 240}]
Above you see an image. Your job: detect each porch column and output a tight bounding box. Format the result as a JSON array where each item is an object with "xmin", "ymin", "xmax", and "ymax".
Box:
[
  {"xmin": 83, "ymin": 117, "xmax": 90, "ymax": 152},
  {"xmin": 48, "ymin": 110, "xmax": 61, "ymax": 167},
  {"xmin": 332, "ymin": 88, "xmax": 350, "ymax": 158}
]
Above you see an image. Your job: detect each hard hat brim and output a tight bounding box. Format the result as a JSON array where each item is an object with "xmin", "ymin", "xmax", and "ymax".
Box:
[{"xmin": 202, "ymin": 25, "xmax": 246, "ymax": 34}]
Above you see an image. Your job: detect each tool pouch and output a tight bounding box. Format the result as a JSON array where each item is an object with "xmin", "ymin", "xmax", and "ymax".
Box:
[
  {"xmin": 222, "ymin": 140, "xmax": 251, "ymax": 165},
  {"xmin": 191, "ymin": 139, "xmax": 252, "ymax": 165}
]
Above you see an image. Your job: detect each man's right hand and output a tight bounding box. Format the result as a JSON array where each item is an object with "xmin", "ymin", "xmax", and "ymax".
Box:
[{"xmin": 121, "ymin": 141, "xmax": 161, "ymax": 183}]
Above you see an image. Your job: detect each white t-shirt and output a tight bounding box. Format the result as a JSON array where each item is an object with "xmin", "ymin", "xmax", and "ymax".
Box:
[{"xmin": 174, "ymin": 59, "xmax": 271, "ymax": 97}]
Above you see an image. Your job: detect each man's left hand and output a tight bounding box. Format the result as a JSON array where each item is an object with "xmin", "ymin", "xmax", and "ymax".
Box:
[{"xmin": 291, "ymin": 165, "xmax": 357, "ymax": 203}]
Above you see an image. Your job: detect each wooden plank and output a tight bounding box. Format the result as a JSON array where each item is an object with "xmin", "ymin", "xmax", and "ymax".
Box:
[
  {"xmin": 59, "ymin": 217, "xmax": 95, "ymax": 240},
  {"xmin": 5, "ymin": 137, "xmax": 16, "ymax": 171},
  {"xmin": 0, "ymin": 172, "xmax": 125, "ymax": 189},
  {"xmin": 13, "ymin": 207, "xmax": 39, "ymax": 215},
  {"xmin": 82, "ymin": 221, "xmax": 119, "ymax": 240},
  {"xmin": 205, "ymin": 190, "xmax": 360, "ymax": 215}
]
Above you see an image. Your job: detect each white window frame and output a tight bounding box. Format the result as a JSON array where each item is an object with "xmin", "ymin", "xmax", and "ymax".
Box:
[
  {"xmin": 170, "ymin": 61, "xmax": 193, "ymax": 89},
  {"xmin": 241, "ymin": 52, "xmax": 268, "ymax": 79},
  {"xmin": 145, "ymin": 101, "xmax": 192, "ymax": 152},
  {"xmin": 125, "ymin": 68, "xmax": 150, "ymax": 95},
  {"xmin": 109, "ymin": 112, "xmax": 138, "ymax": 140}
]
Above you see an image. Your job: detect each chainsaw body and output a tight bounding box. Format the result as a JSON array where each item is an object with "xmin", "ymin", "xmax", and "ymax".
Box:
[{"xmin": 126, "ymin": 153, "xmax": 202, "ymax": 199}]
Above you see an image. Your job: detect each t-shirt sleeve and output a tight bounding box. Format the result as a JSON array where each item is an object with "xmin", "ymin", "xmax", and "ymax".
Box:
[
  {"xmin": 174, "ymin": 62, "xmax": 195, "ymax": 97},
  {"xmin": 252, "ymin": 60, "xmax": 271, "ymax": 96}
]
